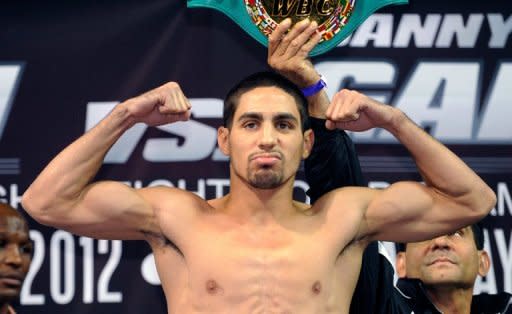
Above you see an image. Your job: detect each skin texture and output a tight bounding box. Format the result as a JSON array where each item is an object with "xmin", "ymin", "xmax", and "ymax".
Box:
[
  {"xmin": 22, "ymin": 70, "xmax": 495, "ymax": 313},
  {"xmin": 0, "ymin": 204, "xmax": 32, "ymax": 314}
]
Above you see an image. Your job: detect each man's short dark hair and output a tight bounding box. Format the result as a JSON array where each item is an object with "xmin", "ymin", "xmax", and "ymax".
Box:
[
  {"xmin": 396, "ymin": 221, "xmax": 485, "ymax": 252},
  {"xmin": 223, "ymin": 71, "xmax": 310, "ymax": 131}
]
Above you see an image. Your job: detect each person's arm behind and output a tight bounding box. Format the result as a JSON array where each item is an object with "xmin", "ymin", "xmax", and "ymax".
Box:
[
  {"xmin": 266, "ymin": 19, "xmax": 365, "ymax": 201},
  {"xmin": 305, "ymin": 117, "xmax": 364, "ymax": 202}
]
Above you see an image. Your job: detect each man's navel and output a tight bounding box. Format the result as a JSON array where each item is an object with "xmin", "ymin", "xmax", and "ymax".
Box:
[
  {"xmin": 205, "ymin": 279, "xmax": 224, "ymax": 295},
  {"xmin": 312, "ymin": 281, "xmax": 322, "ymax": 295}
]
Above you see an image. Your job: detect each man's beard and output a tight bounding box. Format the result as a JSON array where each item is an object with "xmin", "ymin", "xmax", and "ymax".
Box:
[{"xmin": 248, "ymin": 167, "xmax": 284, "ymax": 189}]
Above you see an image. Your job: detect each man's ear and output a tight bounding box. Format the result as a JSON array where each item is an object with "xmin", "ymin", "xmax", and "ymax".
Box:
[
  {"xmin": 302, "ymin": 129, "xmax": 314, "ymax": 159},
  {"xmin": 218, "ymin": 126, "xmax": 230, "ymax": 155},
  {"xmin": 477, "ymin": 250, "xmax": 491, "ymax": 277},
  {"xmin": 396, "ymin": 252, "xmax": 407, "ymax": 278}
]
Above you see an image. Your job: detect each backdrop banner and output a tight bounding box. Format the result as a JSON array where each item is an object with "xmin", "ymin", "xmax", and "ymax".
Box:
[{"xmin": 0, "ymin": 0, "xmax": 510, "ymax": 313}]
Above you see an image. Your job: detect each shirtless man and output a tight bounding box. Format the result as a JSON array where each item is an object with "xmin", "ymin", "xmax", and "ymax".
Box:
[{"xmin": 22, "ymin": 70, "xmax": 495, "ymax": 313}]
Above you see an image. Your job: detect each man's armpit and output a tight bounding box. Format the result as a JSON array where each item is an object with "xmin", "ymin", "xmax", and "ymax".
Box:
[{"xmin": 140, "ymin": 229, "xmax": 184, "ymax": 256}]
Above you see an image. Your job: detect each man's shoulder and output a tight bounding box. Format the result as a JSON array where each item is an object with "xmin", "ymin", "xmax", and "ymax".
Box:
[
  {"xmin": 311, "ymin": 186, "xmax": 376, "ymax": 213},
  {"xmin": 142, "ymin": 185, "xmax": 203, "ymax": 198},
  {"xmin": 140, "ymin": 186, "xmax": 212, "ymax": 211}
]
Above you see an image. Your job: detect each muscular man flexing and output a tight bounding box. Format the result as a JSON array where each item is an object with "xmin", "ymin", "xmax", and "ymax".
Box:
[{"xmin": 22, "ymin": 68, "xmax": 495, "ymax": 313}]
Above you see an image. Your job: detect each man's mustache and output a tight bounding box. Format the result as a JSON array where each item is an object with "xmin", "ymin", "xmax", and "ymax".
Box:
[{"xmin": 249, "ymin": 151, "xmax": 283, "ymax": 161}]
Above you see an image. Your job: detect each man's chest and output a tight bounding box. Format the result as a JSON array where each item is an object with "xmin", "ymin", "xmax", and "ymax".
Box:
[
  {"xmin": 180, "ymin": 224, "xmax": 343, "ymax": 295},
  {"xmin": 153, "ymin": 217, "xmax": 360, "ymax": 312}
]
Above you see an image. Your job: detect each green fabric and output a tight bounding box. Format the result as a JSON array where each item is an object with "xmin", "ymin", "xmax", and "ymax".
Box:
[{"xmin": 187, "ymin": 0, "xmax": 408, "ymax": 56}]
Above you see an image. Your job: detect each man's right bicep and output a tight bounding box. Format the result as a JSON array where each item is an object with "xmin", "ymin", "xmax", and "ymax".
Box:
[{"xmin": 50, "ymin": 181, "xmax": 158, "ymax": 240}]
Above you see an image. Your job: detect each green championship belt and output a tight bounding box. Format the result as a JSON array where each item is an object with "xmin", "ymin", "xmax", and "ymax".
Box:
[{"xmin": 188, "ymin": 0, "xmax": 408, "ymax": 56}]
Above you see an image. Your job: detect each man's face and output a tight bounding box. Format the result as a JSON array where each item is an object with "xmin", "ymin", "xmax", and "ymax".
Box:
[
  {"xmin": 396, "ymin": 226, "xmax": 488, "ymax": 289},
  {"xmin": 0, "ymin": 210, "xmax": 32, "ymax": 301},
  {"xmin": 220, "ymin": 86, "xmax": 312, "ymax": 189}
]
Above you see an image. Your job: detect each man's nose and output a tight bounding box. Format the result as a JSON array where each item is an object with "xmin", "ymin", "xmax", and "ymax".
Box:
[
  {"xmin": 259, "ymin": 123, "xmax": 277, "ymax": 149},
  {"xmin": 430, "ymin": 235, "xmax": 452, "ymax": 250}
]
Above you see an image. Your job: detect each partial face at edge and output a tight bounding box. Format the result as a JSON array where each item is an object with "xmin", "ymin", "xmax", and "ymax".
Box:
[
  {"xmin": 218, "ymin": 86, "xmax": 313, "ymax": 189},
  {"xmin": 396, "ymin": 226, "xmax": 489, "ymax": 289},
  {"xmin": 0, "ymin": 207, "xmax": 32, "ymax": 301}
]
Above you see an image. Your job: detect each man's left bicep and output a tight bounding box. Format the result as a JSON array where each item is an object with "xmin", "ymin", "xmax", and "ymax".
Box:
[{"xmin": 363, "ymin": 181, "xmax": 443, "ymax": 243}]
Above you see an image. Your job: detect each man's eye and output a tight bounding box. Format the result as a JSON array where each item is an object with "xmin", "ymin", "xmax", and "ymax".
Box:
[
  {"xmin": 0, "ymin": 240, "xmax": 6, "ymax": 248},
  {"xmin": 277, "ymin": 122, "xmax": 292, "ymax": 129},
  {"xmin": 451, "ymin": 230, "xmax": 464, "ymax": 238},
  {"xmin": 243, "ymin": 122, "xmax": 257, "ymax": 129},
  {"xmin": 20, "ymin": 245, "xmax": 33, "ymax": 255}
]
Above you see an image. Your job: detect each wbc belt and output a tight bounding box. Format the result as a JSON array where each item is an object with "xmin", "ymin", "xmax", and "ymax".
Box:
[{"xmin": 187, "ymin": 0, "xmax": 408, "ymax": 56}]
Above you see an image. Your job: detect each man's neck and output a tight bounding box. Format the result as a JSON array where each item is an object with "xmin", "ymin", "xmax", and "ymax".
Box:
[
  {"xmin": 224, "ymin": 173, "xmax": 300, "ymax": 223},
  {"xmin": 426, "ymin": 285, "xmax": 473, "ymax": 314}
]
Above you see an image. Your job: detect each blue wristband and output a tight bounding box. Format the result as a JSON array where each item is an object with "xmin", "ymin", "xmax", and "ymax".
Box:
[{"xmin": 301, "ymin": 77, "xmax": 327, "ymax": 97}]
